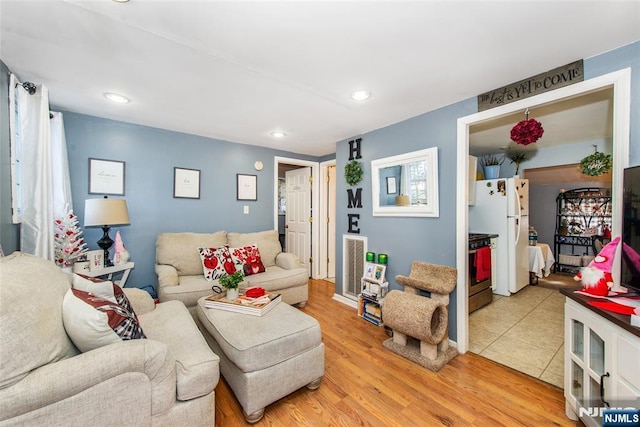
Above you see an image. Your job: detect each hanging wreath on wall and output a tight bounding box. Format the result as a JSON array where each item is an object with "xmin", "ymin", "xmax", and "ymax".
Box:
[
  {"xmin": 344, "ymin": 160, "xmax": 364, "ymax": 186},
  {"xmin": 580, "ymin": 146, "xmax": 612, "ymax": 176},
  {"xmin": 510, "ymin": 109, "xmax": 544, "ymax": 146}
]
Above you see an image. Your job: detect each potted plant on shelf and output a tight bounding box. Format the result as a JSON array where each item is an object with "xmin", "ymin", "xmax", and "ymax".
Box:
[
  {"xmin": 508, "ymin": 151, "xmax": 527, "ymax": 176},
  {"xmin": 218, "ymin": 270, "xmax": 244, "ymax": 301},
  {"xmin": 480, "ymin": 154, "xmax": 504, "ymax": 179}
]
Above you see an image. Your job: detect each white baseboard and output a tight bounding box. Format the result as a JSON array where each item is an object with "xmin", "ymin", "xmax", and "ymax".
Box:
[{"xmin": 332, "ymin": 293, "xmax": 357, "ymax": 309}]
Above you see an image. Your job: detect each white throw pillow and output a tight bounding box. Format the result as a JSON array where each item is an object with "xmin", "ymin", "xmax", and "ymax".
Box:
[
  {"xmin": 62, "ymin": 282, "xmax": 146, "ymax": 353},
  {"xmin": 72, "ymin": 273, "xmax": 115, "ymax": 300}
]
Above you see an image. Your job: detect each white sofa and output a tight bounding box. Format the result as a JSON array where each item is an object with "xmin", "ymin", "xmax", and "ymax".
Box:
[
  {"xmin": 155, "ymin": 230, "xmax": 308, "ymax": 312},
  {"xmin": 0, "ymin": 252, "xmax": 220, "ymax": 426}
]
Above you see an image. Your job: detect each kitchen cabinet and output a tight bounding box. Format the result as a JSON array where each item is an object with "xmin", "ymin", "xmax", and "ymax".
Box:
[
  {"xmin": 469, "ymin": 155, "xmax": 477, "ymax": 205},
  {"xmin": 554, "ymin": 188, "xmax": 611, "ymax": 273}
]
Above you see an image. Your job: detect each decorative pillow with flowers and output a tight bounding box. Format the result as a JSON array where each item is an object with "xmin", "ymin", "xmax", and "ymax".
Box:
[
  {"xmin": 198, "ymin": 246, "xmax": 237, "ymax": 281},
  {"xmin": 229, "ymin": 244, "xmax": 266, "ymax": 276}
]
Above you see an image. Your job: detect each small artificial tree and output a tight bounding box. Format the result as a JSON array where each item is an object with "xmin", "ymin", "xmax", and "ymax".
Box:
[{"xmin": 54, "ymin": 210, "xmax": 87, "ymax": 267}]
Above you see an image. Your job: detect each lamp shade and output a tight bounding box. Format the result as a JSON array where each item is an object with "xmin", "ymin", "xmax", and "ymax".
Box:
[{"xmin": 84, "ymin": 198, "xmax": 130, "ymax": 227}]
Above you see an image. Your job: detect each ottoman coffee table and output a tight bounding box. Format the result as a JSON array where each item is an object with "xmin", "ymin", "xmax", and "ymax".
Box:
[{"xmin": 196, "ymin": 298, "xmax": 325, "ymax": 423}]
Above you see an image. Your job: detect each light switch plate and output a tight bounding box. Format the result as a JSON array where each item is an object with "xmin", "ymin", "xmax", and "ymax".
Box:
[{"xmin": 243, "ymin": 205, "xmax": 249, "ymax": 214}]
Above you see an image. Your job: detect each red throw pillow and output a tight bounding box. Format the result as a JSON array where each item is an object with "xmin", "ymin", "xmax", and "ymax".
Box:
[
  {"xmin": 198, "ymin": 246, "xmax": 237, "ymax": 280},
  {"xmin": 229, "ymin": 244, "xmax": 266, "ymax": 276}
]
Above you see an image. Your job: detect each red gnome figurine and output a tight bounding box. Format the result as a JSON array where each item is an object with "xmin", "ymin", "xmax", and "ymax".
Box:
[{"xmin": 574, "ymin": 236, "xmax": 620, "ymax": 296}]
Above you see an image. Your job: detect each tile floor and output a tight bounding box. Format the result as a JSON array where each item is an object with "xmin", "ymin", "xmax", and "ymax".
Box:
[{"xmin": 469, "ymin": 276, "xmax": 575, "ymax": 389}]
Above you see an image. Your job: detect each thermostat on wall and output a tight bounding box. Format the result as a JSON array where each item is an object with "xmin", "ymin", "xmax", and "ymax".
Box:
[{"xmin": 254, "ymin": 161, "xmax": 263, "ymax": 171}]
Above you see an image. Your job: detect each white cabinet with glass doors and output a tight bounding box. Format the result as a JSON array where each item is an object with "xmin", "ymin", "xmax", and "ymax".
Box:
[{"xmin": 564, "ymin": 298, "xmax": 640, "ymax": 426}]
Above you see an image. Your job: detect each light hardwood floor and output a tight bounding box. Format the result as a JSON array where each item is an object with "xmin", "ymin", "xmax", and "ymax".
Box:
[{"xmin": 214, "ymin": 279, "xmax": 581, "ymax": 426}]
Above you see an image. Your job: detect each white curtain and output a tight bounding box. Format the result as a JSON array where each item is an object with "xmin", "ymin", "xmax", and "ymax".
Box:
[
  {"xmin": 50, "ymin": 112, "xmax": 73, "ymax": 217},
  {"xmin": 12, "ymin": 75, "xmax": 73, "ymax": 260}
]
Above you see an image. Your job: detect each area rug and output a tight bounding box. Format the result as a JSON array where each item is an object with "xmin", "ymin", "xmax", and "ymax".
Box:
[{"xmin": 537, "ymin": 272, "xmax": 580, "ymax": 291}]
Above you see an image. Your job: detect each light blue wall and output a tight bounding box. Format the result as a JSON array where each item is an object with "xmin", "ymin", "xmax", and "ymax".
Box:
[
  {"xmin": 63, "ymin": 112, "xmax": 319, "ymax": 292},
  {"xmin": 479, "ymin": 138, "xmax": 613, "ymax": 178},
  {"xmin": 336, "ymin": 99, "xmax": 477, "ymax": 338},
  {"xmin": 585, "ymin": 41, "xmax": 640, "ymax": 166},
  {"xmin": 335, "ymin": 41, "xmax": 640, "ymax": 342}
]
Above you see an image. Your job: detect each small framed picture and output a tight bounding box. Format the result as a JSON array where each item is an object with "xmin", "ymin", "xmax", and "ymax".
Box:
[
  {"xmin": 89, "ymin": 158, "xmax": 125, "ymax": 195},
  {"xmin": 363, "ymin": 262, "xmax": 386, "ymax": 284},
  {"xmin": 87, "ymin": 250, "xmax": 104, "ymax": 272},
  {"xmin": 386, "ymin": 176, "xmax": 397, "ymax": 194},
  {"xmin": 173, "ymin": 167, "xmax": 201, "ymax": 199},
  {"xmin": 237, "ymin": 174, "xmax": 257, "ymax": 201}
]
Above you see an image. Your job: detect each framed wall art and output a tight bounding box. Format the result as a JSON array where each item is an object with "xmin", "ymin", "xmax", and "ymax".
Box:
[
  {"xmin": 237, "ymin": 174, "xmax": 257, "ymax": 201},
  {"xmin": 386, "ymin": 176, "xmax": 397, "ymax": 194},
  {"xmin": 173, "ymin": 167, "xmax": 201, "ymax": 199},
  {"xmin": 89, "ymin": 158, "xmax": 125, "ymax": 195}
]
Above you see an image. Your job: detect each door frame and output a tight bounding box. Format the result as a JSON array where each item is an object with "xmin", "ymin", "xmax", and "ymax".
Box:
[
  {"xmin": 319, "ymin": 159, "xmax": 337, "ymax": 279},
  {"xmin": 455, "ymin": 68, "xmax": 631, "ymax": 354},
  {"xmin": 273, "ymin": 156, "xmax": 320, "ymax": 279}
]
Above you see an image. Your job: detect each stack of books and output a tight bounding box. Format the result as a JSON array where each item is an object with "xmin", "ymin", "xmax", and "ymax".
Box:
[{"xmin": 204, "ymin": 292, "xmax": 281, "ymax": 316}]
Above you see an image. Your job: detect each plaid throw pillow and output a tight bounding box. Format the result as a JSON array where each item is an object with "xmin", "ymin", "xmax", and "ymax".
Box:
[{"xmin": 62, "ymin": 282, "xmax": 146, "ymax": 353}]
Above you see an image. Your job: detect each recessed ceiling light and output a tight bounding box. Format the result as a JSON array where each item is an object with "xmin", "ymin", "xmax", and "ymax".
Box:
[
  {"xmin": 270, "ymin": 131, "xmax": 286, "ymax": 138},
  {"xmin": 104, "ymin": 93, "xmax": 129, "ymax": 103},
  {"xmin": 350, "ymin": 90, "xmax": 371, "ymax": 101},
  {"xmin": 112, "ymin": 0, "xmax": 130, "ymax": 3}
]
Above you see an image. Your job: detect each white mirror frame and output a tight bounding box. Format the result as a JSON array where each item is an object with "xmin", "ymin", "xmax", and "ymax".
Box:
[{"xmin": 371, "ymin": 147, "xmax": 439, "ymax": 217}]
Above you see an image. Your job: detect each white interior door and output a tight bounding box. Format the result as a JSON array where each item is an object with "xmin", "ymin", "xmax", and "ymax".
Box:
[
  {"xmin": 327, "ymin": 165, "xmax": 336, "ymax": 278},
  {"xmin": 286, "ymin": 167, "xmax": 312, "ymax": 276}
]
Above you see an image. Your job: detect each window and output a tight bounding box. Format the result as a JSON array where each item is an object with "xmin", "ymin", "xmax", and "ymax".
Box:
[{"xmin": 407, "ymin": 160, "xmax": 428, "ymax": 205}]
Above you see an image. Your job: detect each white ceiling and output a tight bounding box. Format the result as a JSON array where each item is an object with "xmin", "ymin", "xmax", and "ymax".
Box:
[{"xmin": 1, "ymin": 1, "xmax": 638, "ymax": 157}]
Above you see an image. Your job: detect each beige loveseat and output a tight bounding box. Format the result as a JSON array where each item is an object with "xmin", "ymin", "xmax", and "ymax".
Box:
[
  {"xmin": 155, "ymin": 230, "xmax": 308, "ymax": 312},
  {"xmin": 0, "ymin": 252, "xmax": 219, "ymax": 426}
]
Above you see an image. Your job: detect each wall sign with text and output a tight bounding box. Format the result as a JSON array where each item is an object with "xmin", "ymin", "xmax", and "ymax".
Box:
[
  {"xmin": 477, "ymin": 60, "xmax": 583, "ymax": 111},
  {"xmin": 346, "ymin": 138, "xmax": 363, "ymax": 234}
]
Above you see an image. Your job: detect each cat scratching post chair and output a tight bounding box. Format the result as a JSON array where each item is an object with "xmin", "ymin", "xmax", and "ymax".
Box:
[{"xmin": 382, "ymin": 261, "xmax": 458, "ymax": 372}]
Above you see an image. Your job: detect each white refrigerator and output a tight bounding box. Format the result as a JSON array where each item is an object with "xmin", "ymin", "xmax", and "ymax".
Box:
[{"xmin": 469, "ymin": 177, "xmax": 530, "ymax": 296}]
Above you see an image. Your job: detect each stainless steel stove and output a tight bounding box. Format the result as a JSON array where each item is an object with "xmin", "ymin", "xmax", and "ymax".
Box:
[
  {"xmin": 469, "ymin": 233, "xmax": 491, "ymax": 250},
  {"xmin": 468, "ymin": 233, "xmax": 494, "ymax": 313}
]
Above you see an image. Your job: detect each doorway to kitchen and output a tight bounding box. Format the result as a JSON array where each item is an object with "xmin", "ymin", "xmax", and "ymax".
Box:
[
  {"xmin": 455, "ymin": 68, "xmax": 631, "ymax": 365},
  {"xmin": 468, "ymin": 161, "xmax": 614, "ymax": 387}
]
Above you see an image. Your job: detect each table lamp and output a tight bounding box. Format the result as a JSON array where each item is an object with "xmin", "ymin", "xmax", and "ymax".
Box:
[{"xmin": 84, "ymin": 197, "xmax": 130, "ymax": 267}]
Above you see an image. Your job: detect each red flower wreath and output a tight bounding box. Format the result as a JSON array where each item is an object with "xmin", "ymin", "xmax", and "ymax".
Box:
[{"xmin": 510, "ymin": 118, "xmax": 544, "ymax": 145}]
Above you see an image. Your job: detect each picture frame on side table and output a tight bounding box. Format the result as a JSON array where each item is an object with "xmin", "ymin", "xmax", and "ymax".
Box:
[
  {"xmin": 237, "ymin": 174, "xmax": 257, "ymax": 201},
  {"xmin": 173, "ymin": 167, "xmax": 201, "ymax": 199},
  {"xmin": 89, "ymin": 158, "xmax": 125, "ymax": 196},
  {"xmin": 87, "ymin": 250, "xmax": 104, "ymax": 272}
]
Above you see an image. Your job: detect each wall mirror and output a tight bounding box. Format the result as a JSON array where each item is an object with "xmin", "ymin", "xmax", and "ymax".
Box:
[{"xmin": 371, "ymin": 147, "xmax": 439, "ymax": 217}]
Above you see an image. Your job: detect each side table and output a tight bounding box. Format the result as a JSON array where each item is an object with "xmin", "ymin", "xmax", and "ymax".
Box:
[{"xmin": 83, "ymin": 262, "xmax": 135, "ymax": 287}]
